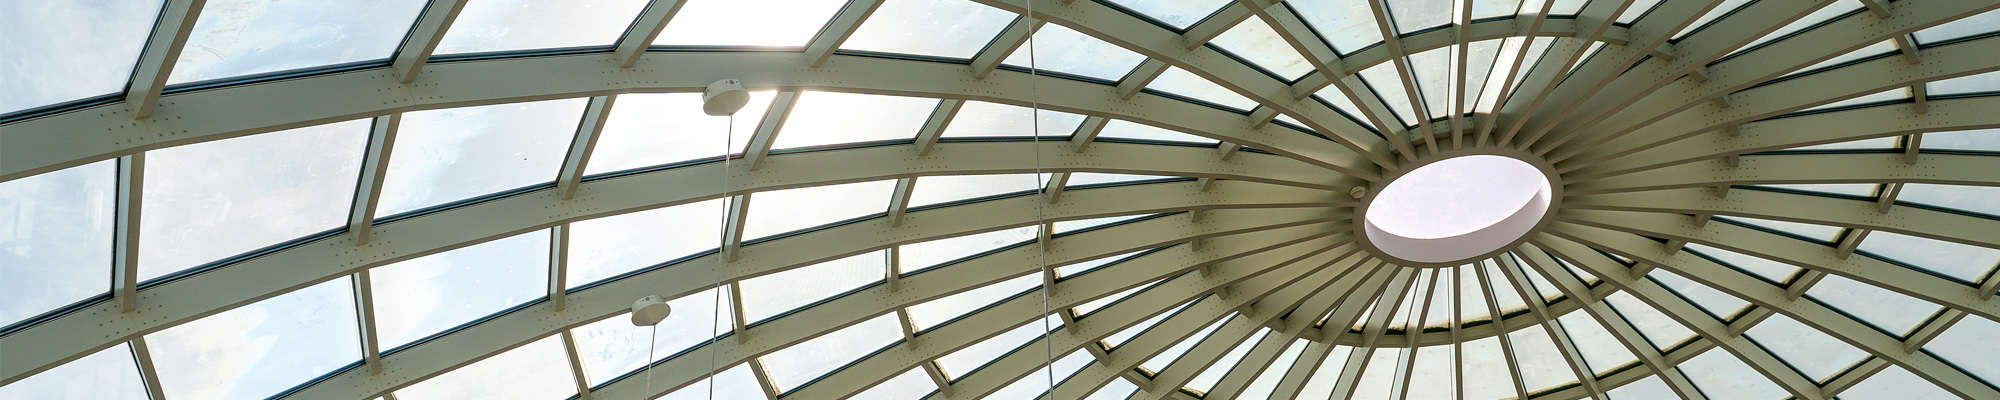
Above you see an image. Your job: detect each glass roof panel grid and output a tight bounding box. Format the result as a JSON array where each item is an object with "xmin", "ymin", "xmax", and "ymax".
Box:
[
  {"xmin": 939, "ymin": 101, "xmax": 1089, "ymax": 138},
  {"xmin": 145, "ymin": 277, "xmax": 359, "ymax": 400},
  {"xmin": 1184, "ymin": 328, "xmax": 1272, "ymax": 393},
  {"xmin": 0, "ymin": 343, "xmax": 148, "ymax": 400},
  {"xmin": 0, "ymin": 160, "xmax": 115, "ymax": 328},
  {"xmin": 1798, "ymin": 88, "xmax": 1907, "ymax": 113},
  {"xmin": 848, "ymin": 367, "xmax": 938, "ymax": 400},
  {"xmin": 1056, "ymin": 250, "xmax": 1148, "ymax": 279},
  {"xmin": 1348, "ymin": 347, "xmax": 1401, "ymax": 399},
  {"xmin": 370, "ymin": 230, "xmax": 550, "ymax": 351},
  {"xmin": 1671, "ymin": 0, "xmax": 1752, "ymax": 40},
  {"xmin": 907, "ymin": 174, "xmax": 1041, "ymax": 208},
  {"xmin": 1386, "ymin": 0, "xmax": 1452, "ymax": 34},
  {"xmin": 1786, "ymin": 40, "xmax": 1897, "ymax": 79},
  {"xmin": 1921, "ymin": 128, "xmax": 2000, "ymax": 153},
  {"xmin": 1912, "ymin": 7, "xmax": 2000, "ymax": 45},
  {"xmin": 1741, "ymin": 313, "xmax": 1866, "ymax": 382},
  {"xmin": 1856, "ymin": 230, "xmax": 2000, "ymax": 284},
  {"xmin": 1461, "ymin": 336, "xmax": 1518, "ymax": 399},
  {"xmin": 0, "ymin": 0, "xmax": 161, "ymax": 115},
  {"xmin": 1927, "ymin": 70, "xmax": 2000, "ymax": 96},
  {"xmin": 138, "ymin": 119, "xmax": 368, "ymax": 281},
  {"xmin": 1144, "ymin": 67, "xmax": 1261, "ymax": 111},
  {"xmin": 433, "ymin": 0, "xmax": 651, "ymax": 55},
  {"xmin": 378, "ymin": 98, "xmax": 587, "ymax": 217},
  {"xmin": 1000, "ymin": 24, "xmax": 1149, "ymax": 81},
  {"xmin": 1102, "ymin": 299, "xmax": 1199, "ymax": 349},
  {"xmin": 986, "ymin": 350, "xmax": 1094, "ymax": 398},
  {"xmin": 1296, "ymin": 345, "xmax": 1356, "ymax": 399},
  {"xmin": 1678, "ymin": 349, "xmax": 1792, "ymax": 400},
  {"xmin": 1897, "ymin": 184, "xmax": 2000, "ymax": 218},
  {"xmin": 1602, "ymin": 292, "xmax": 1696, "ymax": 351},
  {"xmin": 1455, "ymin": 39, "xmax": 1505, "ymax": 116},
  {"xmin": 1605, "ymin": 377, "xmax": 1678, "ymax": 400},
  {"xmin": 1646, "ymin": 269, "xmax": 1748, "ymax": 324},
  {"xmin": 1074, "ymin": 282, "xmax": 1154, "ymax": 317},
  {"xmin": 1838, "ymin": 365, "xmax": 1959, "ymax": 400},
  {"xmin": 1356, "ymin": 62, "xmax": 1420, "ymax": 127},
  {"xmin": 1052, "ymin": 214, "xmax": 1155, "ymax": 235},
  {"xmin": 1208, "ymin": 17, "xmax": 1316, "ymax": 79},
  {"xmin": 772, "ymin": 92, "xmax": 939, "ymax": 149},
  {"xmin": 740, "ymin": 251, "xmax": 885, "ymax": 324},
  {"xmin": 1082, "ymin": 380, "xmax": 1140, "ymax": 400},
  {"xmin": 1481, "ymin": 260, "xmax": 1530, "ymax": 313},
  {"xmin": 839, "ymin": 0, "xmax": 1016, "ymax": 59},
  {"xmin": 1712, "ymin": 215, "xmax": 1843, "ymax": 243},
  {"xmin": 741, "ymin": 179, "xmax": 897, "ymax": 240},
  {"xmin": 906, "ymin": 274, "xmax": 1040, "ymax": 331},
  {"xmin": 1140, "ymin": 313, "xmax": 1234, "ymax": 372},
  {"xmin": 1237, "ymin": 339, "xmax": 1309, "ymax": 399},
  {"xmin": 1102, "ymin": 0, "xmax": 1235, "ymax": 29},
  {"xmin": 1553, "ymin": 312, "xmax": 1638, "ymax": 375},
  {"xmin": 1614, "ymin": 0, "xmax": 1666, "ymax": 25},
  {"xmin": 1545, "ymin": 0, "xmax": 1586, "ymax": 15},
  {"xmin": 1288, "ymin": 0, "xmax": 1386, "ymax": 54},
  {"xmin": 936, "ymin": 315, "xmax": 1062, "ymax": 380},
  {"xmin": 1470, "ymin": 0, "xmax": 1523, "ymax": 20},
  {"xmin": 167, "ymin": 0, "xmax": 428, "ymax": 85},
  {"xmin": 652, "ymin": 0, "xmax": 848, "ymax": 47},
  {"xmin": 1455, "ymin": 266, "xmax": 1492, "ymax": 323},
  {"xmin": 1920, "ymin": 315, "xmax": 2000, "ymax": 387},
  {"xmin": 654, "ymin": 363, "xmax": 762, "ymax": 400},
  {"xmin": 1094, "ymin": 120, "xmax": 1221, "ymax": 144},
  {"xmin": 570, "ymin": 286, "xmax": 732, "ymax": 386},
  {"xmin": 1402, "ymin": 345, "xmax": 1454, "ymax": 399},
  {"xmin": 760, "ymin": 312, "xmax": 904, "ymax": 392},
  {"xmin": 393, "ymin": 335, "xmax": 575, "ymax": 400},
  {"xmin": 1067, "ymin": 172, "xmax": 1182, "ymax": 187},
  {"xmin": 896, "ymin": 226, "xmax": 1038, "ymax": 274},
  {"xmin": 1682, "ymin": 243, "xmax": 1801, "ymax": 284},
  {"xmin": 1801, "ymin": 274, "xmax": 1940, "ymax": 336},
  {"xmin": 1741, "ymin": 183, "xmax": 1878, "ymax": 197},
  {"xmin": 565, "ymin": 199, "xmax": 726, "ymax": 289},
  {"xmin": 584, "ymin": 92, "xmax": 777, "ymax": 175},
  {"xmin": 1775, "ymin": 136, "xmax": 1899, "ymax": 152}
]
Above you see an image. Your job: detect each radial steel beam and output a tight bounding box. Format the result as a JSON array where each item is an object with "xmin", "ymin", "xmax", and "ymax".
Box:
[
  {"xmin": 1505, "ymin": 0, "xmax": 1721, "ymax": 148},
  {"xmin": 348, "ymin": 115, "xmax": 400, "ymax": 244},
  {"xmin": 1568, "ymin": 188, "xmax": 2000, "ymax": 251},
  {"xmin": 613, "ymin": 0, "xmax": 689, "ymax": 68},
  {"xmin": 914, "ymin": 99, "xmax": 965, "ymax": 156},
  {"xmin": 1512, "ymin": 245, "xmax": 1711, "ymax": 400},
  {"xmin": 391, "ymin": 0, "xmax": 468, "ymax": 83},
  {"xmin": 972, "ymin": 17, "xmax": 1045, "ymax": 79},
  {"xmin": 556, "ymin": 96, "xmax": 616, "ymax": 200},
  {"xmin": 742, "ymin": 92, "xmax": 799, "ymax": 171},
  {"xmin": 1566, "ymin": 153, "xmax": 2000, "ymax": 195},
  {"xmin": 124, "ymin": 0, "xmax": 205, "ymax": 119},
  {"xmin": 1492, "ymin": 254, "xmax": 1603, "ymax": 398},
  {"xmin": 804, "ymin": 0, "xmax": 888, "ymax": 68}
]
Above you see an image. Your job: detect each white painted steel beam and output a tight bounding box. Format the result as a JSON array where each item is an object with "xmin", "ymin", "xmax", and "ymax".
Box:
[
  {"xmin": 556, "ymin": 96, "xmax": 616, "ymax": 200},
  {"xmin": 613, "ymin": 0, "xmax": 689, "ymax": 68},
  {"xmin": 112, "ymin": 154, "xmax": 145, "ymax": 313},
  {"xmin": 124, "ymin": 0, "xmax": 205, "ymax": 119},
  {"xmin": 972, "ymin": 17, "xmax": 1045, "ymax": 79},
  {"xmin": 805, "ymin": 0, "xmax": 888, "ymax": 68},
  {"xmin": 349, "ymin": 115, "xmax": 400, "ymax": 244},
  {"xmin": 391, "ymin": 0, "xmax": 468, "ymax": 83}
]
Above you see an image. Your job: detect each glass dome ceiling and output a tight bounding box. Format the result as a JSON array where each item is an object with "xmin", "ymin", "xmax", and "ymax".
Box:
[{"xmin": 4, "ymin": 0, "xmax": 2000, "ymax": 399}]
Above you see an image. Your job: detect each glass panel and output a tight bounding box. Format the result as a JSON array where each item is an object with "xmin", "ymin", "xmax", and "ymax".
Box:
[
  {"xmin": 169, "ymin": 0, "xmax": 427, "ymax": 84},
  {"xmin": 1790, "ymin": 40, "xmax": 1896, "ymax": 77},
  {"xmin": 760, "ymin": 313, "xmax": 903, "ymax": 392},
  {"xmin": 1075, "ymin": 283, "xmax": 1151, "ymax": 316},
  {"xmin": 1145, "ymin": 67, "xmax": 1259, "ymax": 111},
  {"xmin": 1103, "ymin": 300, "xmax": 1198, "ymax": 348},
  {"xmin": 1209, "ymin": 17, "xmax": 1315, "ymax": 79},
  {"xmin": 1839, "ymin": 365, "xmax": 1958, "ymax": 400},
  {"xmin": 1238, "ymin": 339, "xmax": 1309, "ymax": 400},
  {"xmin": 1057, "ymin": 250, "xmax": 1146, "ymax": 279},
  {"xmin": 742, "ymin": 179, "xmax": 897, "ymax": 240},
  {"xmin": 740, "ymin": 251, "xmax": 884, "ymax": 323},
  {"xmin": 566, "ymin": 199, "xmax": 726, "ymax": 288},
  {"xmin": 987, "ymin": 350, "xmax": 1094, "ymax": 398},
  {"xmin": 908, "ymin": 174, "xmax": 1040, "ymax": 208},
  {"xmin": 653, "ymin": 0, "xmax": 847, "ymax": 47},
  {"xmin": 1605, "ymin": 377, "xmax": 1677, "ymax": 400},
  {"xmin": 1470, "ymin": 0, "xmax": 1521, "ymax": 19},
  {"xmin": 1185, "ymin": 328, "xmax": 1270, "ymax": 392},
  {"xmin": 1780, "ymin": 136, "xmax": 1898, "ymax": 151},
  {"xmin": 1001, "ymin": 24, "xmax": 1148, "ymax": 80},
  {"xmin": 139, "ymin": 119, "xmax": 368, "ymax": 281},
  {"xmin": 1912, "ymin": 8, "xmax": 2000, "ymax": 44},
  {"xmin": 908, "ymin": 274, "xmax": 1040, "ymax": 330},
  {"xmin": 940, "ymin": 101, "xmax": 1089, "ymax": 138},
  {"xmin": 1677, "ymin": 350, "xmax": 1793, "ymax": 400},
  {"xmin": 849, "ymin": 368, "xmax": 937, "ymax": 400},
  {"xmin": 1802, "ymin": 275, "xmax": 1940, "ymax": 336},
  {"xmin": 371, "ymin": 231, "xmax": 549, "ymax": 350},
  {"xmin": 1603, "ymin": 292, "xmax": 1694, "ymax": 351},
  {"xmin": 1095, "ymin": 120, "xmax": 1219, "ymax": 144},
  {"xmin": 1556, "ymin": 312, "xmax": 1637, "ymax": 375},
  {"xmin": 1928, "ymin": 70, "xmax": 2000, "ymax": 95},
  {"xmin": 1745, "ymin": 183, "xmax": 1877, "ymax": 197},
  {"xmin": 0, "ymin": 343, "xmax": 148, "ymax": 400},
  {"xmin": 773, "ymin": 92, "xmax": 937, "ymax": 149},
  {"xmin": 1296, "ymin": 345, "xmax": 1356, "ymax": 400},
  {"xmin": 147, "ymin": 278, "xmax": 358, "ymax": 400},
  {"xmin": 1290, "ymin": 0, "xmax": 1385, "ymax": 54},
  {"xmin": 1897, "ymin": 184, "xmax": 2000, "ymax": 217},
  {"xmin": 1743, "ymin": 314, "xmax": 1865, "ymax": 381},
  {"xmin": 1921, "ymin": 128, "xmax": 2000, "ymax": 152},
  {"xmin": 1923, "ymin": 315, "xmax": 2000, "ymax": 389},
  {"xmin": 1462, "ymin": 336, "xmax": 1516, "ymax": 399},
  {"xmin": 0, "ymin": 160, "xmax": 114, "ymax": 327},
  {"xmin": 1348, "ymin": 347, "xmax": 1400, "ymax": 400},
  {"xmin": 1387, "ymin": 0, "xmax": 1452, "ymax": 34},
  {"xmin": 1052, "ymin": 214, "xmax": 1152, "ymax": 234},
  {"xmin": 1408, "ymin": 45, "xmax": 1457, "ymax": 120},
  {"xmin": 1083, "ymin": 380, "xmax": 1140, "ymax": 400},
  {"xmin": 1717, "ymin": 216, "xmax": 1842, "ymax": 242},
  {"xmin": 433, "ymin": 0, "xmax": 650, "ymax": 54},
  {"xmin": 840, "ymin": 0, "xmax": 1014, "ymax": 59},
  {"xmin": 1672, "ymin": 0, "xmax": 1753, "ymax": 39},
  {"xmin": 655, "ymin": 363, "xmax": 762, "ymax": 400},
  {"xmin": 1482, "ymin": 259, "xmax": 1528, "ymax": 313},
  {"xmin": 0, "ymin": 0, "xmax": 161, "ymax": 114},
  {"xmin": 1455, "ymin": 266, "xmax": 1491, "ymax": 323},
  {"xmin": 1103, "ymin": 0, "xmax": 1233, "ymax": 29},
  {"xmin": 1799, "ymin": 88, "xmax": 1906, "ymax": 112},
  {"xmin": 393, "ymin": 335, "xmax": 573, "ymax": 400},
  {"xmin": 1856, "ymin": 230, "xmax": 2000, "ymax": 283},
  {"xmin": 1649, "ymin": 270, "xmax": 1749, "ymax": 320},
  {"xmin": 936, "ymin": 315, "xmax": 1063, "ymax": 379},
  {"xmin": 1357, "ymin": 62, "xmax": 1419, "ymax": 126},
  {"xmin": 1505, "ymin": 325, "xmax": 1577, "ymax": 391},
  {"xmin": 584, "ymin": 92, "xmax": 776, "ymax": 175},
  {"xmin": 569, "ymin": 286, "xmax": 732, "ymax": 386},
  {"xmin": 897, "ymin": 226, "xmax": 1038, "ymax": 274},
  {"xmin": 1546, "ymin": 0, "xmax": 1586, "ymax": 15},
  {"xmin": 1615, "ymin": 0, "xmax": 1666, "ymax": 24},
  {"xmin": 1067, "ymin": 173, "xmax": 1179, "ymax": 187},
  {"xmin": 1141, "ymin": 314, "xmax": 1233, "ymax": 371},
  {"xmin": 1403, "ymin": 345, "xmax": 1453, "ymax": 399},
  {"xmin": 1684, "ymin": 244, "xmax": 1799, "ymax": 283},
  {"xmin": 379, "ymin": 99, "xmax": 587, "ymax": 216}
]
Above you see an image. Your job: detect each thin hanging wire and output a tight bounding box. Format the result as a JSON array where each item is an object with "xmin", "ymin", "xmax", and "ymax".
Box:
[
  {"xmin": 706, "ymin": 114, "xmax": 734, "ymax": 400},
  {"xmin": 644, "ymin": 324, "xmax": 658, "ymax": 395},
  {"xmin": 1025, "ymin": 0, "xmax": 1058, "ymax": 397}
]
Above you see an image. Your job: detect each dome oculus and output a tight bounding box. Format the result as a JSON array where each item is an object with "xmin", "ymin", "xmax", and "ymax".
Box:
[{"xmin": 1362, "ymin": 155, "xmax": 1554, "ymax": 265}]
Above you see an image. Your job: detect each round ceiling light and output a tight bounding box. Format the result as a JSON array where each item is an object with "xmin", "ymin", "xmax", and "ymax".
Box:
[{"xmin": 1359, "ymin": 154, "xmax": 1556, "ymax": 266}]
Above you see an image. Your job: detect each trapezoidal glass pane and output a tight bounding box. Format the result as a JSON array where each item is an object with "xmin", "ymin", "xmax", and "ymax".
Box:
[
  {"xmin": 654, "ymin": 363, "xmax": 762, "ymax": 400},
  {"xmin": 1289, "ymin": 0, "xmax": 1386, "ymax": 54},
  {"xmin": 1001, "ymin": 24, "xmax": 1148, "ymax": 80},
  {"xmin": 1684, "ymin": 244, "xmax": 1800, "ymax": 284},
  {"xmin": 168, "ymin": 0, "xmax": 428, "ymax": 84},
  {"xmin": 1356, "ymin": 62, "xmax": 1420, "ymax": 126},
  {"xmin": 936, "ymin": 315, "xmax": 1063, "ymax": 379},
  {"xmin": 1185, "ymin": 328, "xmax": 1270, "ymax": 392},
  {"xmin": 1057, "ymin": 250, "xmax": 1148, "ymax": 279},
  {"xmin": 1605, "ymin": 377, "xmax": 1677, "ymax": 400},
  {"xmin": 1067, "ymin": 172, "xmax": 1179, "ymax": 187},
  {"xmin": 392, "ymin": 335, "xmax": 574, "ymax": 400},
  {"xmin": 1839, "ymin": 365, "xmax": 1958, "ymax": 400},
  {"xmin": 1462, "ymin": 336, "xmax": 1517, "ymax": 399},
  {"xmin": 849, "ymin": 368, "xmax": 937, "ymax": 400},
  {"xmin": 1052, "ymin": 214, "xmax": 1153, "ymax": 235},
  {"xmin": 378, "ymin": 98, "xmax": 587, "ymax": 217},
  {"xmin": 940, "ymin": 101, "xmax": 1089, "ymax": 138},
  {"xmin": 739, "ymin": 251, "xmax": 884, "ymax": 323},
  {"xmin": 741, "ymin": 179, "xmax": 897, "ymax": 240},
  {"xmin": 433, "ymin": 0, "xmax": 651, "ymax": 55},
  {"xmin": 1555, "ymin": 312, "xmax": 1638, "ymax": 375},
  {"xmin": 584, "ymin": 92, "xmax": 776, "ymax": 175},
  {"xmin": 896, "ymin": 226, "xmax": 1038, "ymax": 274},
  {"xmin": 1927, "ymin": 70, "xmax": 2000, "ymax": 96},
  {"xmin": 1897, "ymin": 184, "xmax": 2000, "ymax": 217},
  {"xmin": 653, "ymin": 0, "xmax": 848, "ymax": 47},
  {"xmin": 1140, "ymin": 313, "xmax": 1233, "ymax": 372},
  {"xmin": 1920, "ymin": 128, "xmax": 2000, "ymax": 152},
  {"xmin": 1074, "ymin": 283, "xmax": 1152, "ymax": 316},
  {"xmin": 839, "ymin": 0, "xmax": 1016, "ymax": 59},
  {"xmin": 0, "ymin": 0, "xmax": 160, "ymax": 114},
  {"xmin": 1095, "ymin": 119, "xmax": 1220, "ymax": 144},
  {"xmin": 564, "ymin": 199, "xmax": 727, "ymax": 289},
  {"xmin": 1742, "ymin": 314, "xmax": 1866, "ymax": 381},
  {"xmin": 1144, "ymin": 67, "xmax": 1259, "ymax": 111},
  {"xmin": 1648, "ymin": 270, "xmax": 1749, "ymax": 321},
  {"xmin": 1237, "ymin": 339, "xmax": 1309, "ymax": 400},
  {"xmin": 1102, "ymin": 299, "xmax": 1198, "ymax": 348},
  {"xmin": 986, "ymin": 350, "xmax": 1094, "ymax": 398},
  {"xmin": 1083, "ymin": 380, "xmax": 1140, "ymax": 400},
  {"xmin": 0, "ymin": 160, "xmax": 114, "ymax": 328},
  {"xmin": 759, "ymin": 312, "xmax": 903, "ymax": 392},
  {"xmin": 1913, "ymin": 8, "xmax": 2000, "ymax": 44},
  {"xmin": 1208, "ymin": 17, "xmax": 1315, "ymax": 79},
  {"xmin": 907, "ymin": 274, "xmax": 1040, "ymax": 331},
  {"xmin": 370, "ymin": 230, "xmax": 549, "ymax": 350},
  {"xmin": 907, "ymin": 174, "xmax": 1041, "ymax": 208},
  {"xmin": 1677, "ymin": 350, "xmax": 1793, "ymax": 400},
  {"xmin": 1387, "ymin": 0, "xmax": 1452, "ymax": 34},
  {"xmin": 1603, "ymin": 292, "xmax": 1695, "ymax": 351},
  {"xmin": 772, "ymin": 92, "xmax": 938, "ymax": 149},
  {"xmin": 146, "ymin": 277, "xmax": 359, "ymax": 400},
  {"xmin": 1856, "ymin": 230, "xmax": 2000, "ymax": 283},
  {"xmin": 569, "ymin": 286, "xmax": 733, "ymax": 386},
  {"xmin": 1103, "ymin": 0, "xmax": 1234, "ymax": 29},
  {"xmin": 138, "ymin": 119, "xmax": 368, "ymax": 281},
  {"xmin": 0, "ymin": 343, "xmax": 148, "ymax": 400},
  {"xmin": 1506, "ymin": 325, "xmax": 1580, "ymax": 392},
  {"xmin": 1802, "ymin": 275, "xmax": 1940, "ymax": 336}
]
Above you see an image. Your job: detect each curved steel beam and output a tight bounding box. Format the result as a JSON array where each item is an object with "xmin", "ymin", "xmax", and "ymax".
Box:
[{"xmin": 1565, "ymin": 153, "xmax": 2000, "ymax": 194}]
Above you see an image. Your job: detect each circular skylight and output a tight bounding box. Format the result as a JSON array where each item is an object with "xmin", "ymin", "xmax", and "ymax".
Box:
[{"xmin": 1366, "ymin": 155, "xmax": 1549, "ymax": 239}]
